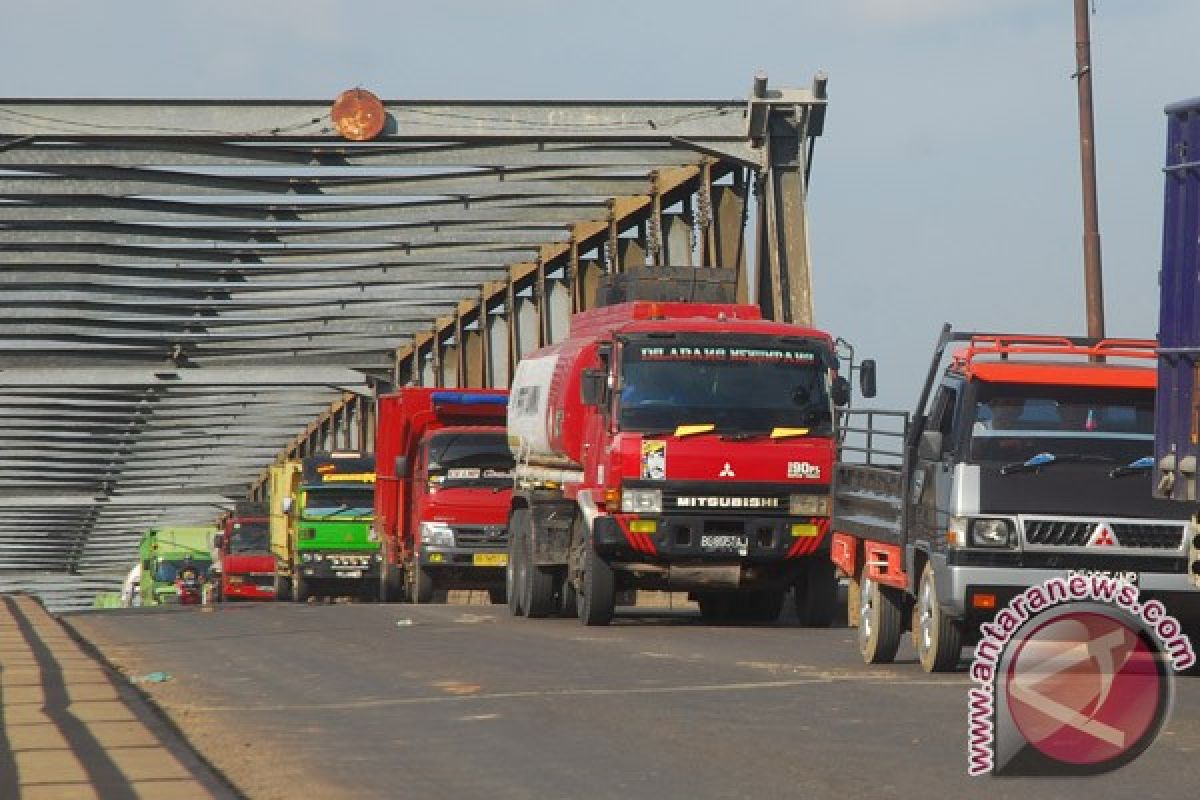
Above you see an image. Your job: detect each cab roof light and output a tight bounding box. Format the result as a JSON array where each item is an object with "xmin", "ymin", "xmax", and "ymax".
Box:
[
  {"xmin": 950, "ymin": 335, "xmax": 1156, "ymax": 374},
  {"xmin": 431, "ymin": 391, "xmax": 507, "ymax": 407}
]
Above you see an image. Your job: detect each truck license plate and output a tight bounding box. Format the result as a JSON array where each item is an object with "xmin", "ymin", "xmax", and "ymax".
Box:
[
  {"xmin": 700, "ymin": 535, "xmax": 749, "ymax": 552},
  {"xmin": 1067, "ymin": 569, "xmax": 1139, "ymax": 586},
  {"xmin": 473, "ymin": 553, "xmax": 508, "ymax": 567},
  {"xmin": 335, "ymin": 569, "xmax": 362, "ymax": 579}
]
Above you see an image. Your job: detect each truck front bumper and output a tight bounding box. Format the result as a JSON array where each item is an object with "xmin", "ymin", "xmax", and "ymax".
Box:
[
  {"xmin": 932, "ymin": 553, "xmax": 1200, "ymax": 623},
  {"xmin": 594, "ymin": 514, "xmax": 826, "ymax": 561},
  {"xmin": 418, "ymin": 546, "xmax": 507, "ymax": 589},
  {"xmin": 298, "ymin": 553, "xmax": 380, "ymax": 581}
]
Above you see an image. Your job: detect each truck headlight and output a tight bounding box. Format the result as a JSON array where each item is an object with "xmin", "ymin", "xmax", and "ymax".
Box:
[
  {"xmin": 420, "ymin": 522, "xmax": 455, "ymax": 547},
  {"xmin": 789, "ymin": 494, "xmax": 831, "ymax": 516},
  {"xmin": 620, "ymin": 488, "xmax": 662, "ymax": 514},
  {"xmin": 970, "ymin": 518, "xmax": 1015, "ymax": 548}
]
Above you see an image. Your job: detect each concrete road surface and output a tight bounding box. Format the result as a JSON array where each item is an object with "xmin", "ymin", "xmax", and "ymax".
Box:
[{"xmin": 65, "ymin": 601, "xmax": 1200, "ymax": 800}]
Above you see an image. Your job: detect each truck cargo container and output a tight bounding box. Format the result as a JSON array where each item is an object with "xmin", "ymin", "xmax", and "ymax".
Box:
[
  {"xmin": 1156, "ymin": 98, "xmax": 1200, "ymax": 573},
  {"xmin": 506, "ymin": 274, "xmax": 854, "ymax": 625},
  {"xmin": 270, "ymin": 453, "xmax": 378, "ymax": 602},
  {"xmin": 835, "ymin": 327, "xmax": 1193, "ymax": 672},
  {"xmin": 137, "ymin": 527, "xmax": 215, "ymax": 606},
  {"xmin": 375, "ymin": 388, "xmax": 513, "ymax": 603}
]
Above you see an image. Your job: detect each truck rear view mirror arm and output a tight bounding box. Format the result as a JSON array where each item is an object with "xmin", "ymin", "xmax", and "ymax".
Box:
[{"xmin": 580, "ymin": 368, "xmax": 609, "ymax": 408}]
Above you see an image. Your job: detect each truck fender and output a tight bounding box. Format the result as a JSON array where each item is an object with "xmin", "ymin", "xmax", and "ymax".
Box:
[{"xmin": 904, "ymin": 543, "xmax": 931, "ymax": 597}]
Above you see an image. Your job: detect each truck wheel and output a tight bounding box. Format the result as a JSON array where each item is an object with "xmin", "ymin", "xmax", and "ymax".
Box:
[
  {"xmin": 378, "ymin": 562, "xmax": 394, "ymax": 603},
  {"xmin": 696, "ymin": 593, "xmax": 732, "ymax": 622},
  {"xmin": 507, "ymin": 510, "xmax": 529, "ymax": 617},
  {"xmin": 293, "ymin": 571, "xmax": 310, "ymax": 604},
  {"xmin": 273, "ymin": 574, "xmax": 292, "ymax": 602},
  {"xmin": 488, "ymin": 587, "xmax": 506, "ymax": 605},
  {"xmin": 794, "ymin": 558, "xmax": 837, "ymax": 627},
  {"xmin": 524, "ymin": 531, "xmax": 557, "ymax": 619},
  {"xmin": 914, "ymin": 563, "xmax": 963, "ymax": 673},
  {"xmin": 577, "ymin": 546, "xmax": 615, "ymax": 626},
  {"xmin": 411, "ymin": 565, "xmax": 437, "ymax": 604},
  {"xmin": 858, "ymin": 572, "xmax": 902, "ymax": 664}
]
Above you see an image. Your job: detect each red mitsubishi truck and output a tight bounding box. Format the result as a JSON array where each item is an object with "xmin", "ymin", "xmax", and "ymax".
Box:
[
  {"xmin": 375, "ymin": 388, "xmax": 515, "ymax": 603},
  {"xmin": 215, "ymin": 512, "xmax": 275, "ymax": 601},
  {"xmin": 505, "ymin": 275, "xmax": 860, "ymax": 625}
]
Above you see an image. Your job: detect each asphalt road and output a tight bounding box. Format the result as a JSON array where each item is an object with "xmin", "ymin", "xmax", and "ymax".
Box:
[{"xmin": 64, "ymin": 599, "xmax": 1200, "ymax": 800}]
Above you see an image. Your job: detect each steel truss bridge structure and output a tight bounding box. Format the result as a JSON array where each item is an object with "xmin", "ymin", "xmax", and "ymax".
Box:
[{"xmin": 0, "ymin": 74, "xmax": 827, "ymax": 609}]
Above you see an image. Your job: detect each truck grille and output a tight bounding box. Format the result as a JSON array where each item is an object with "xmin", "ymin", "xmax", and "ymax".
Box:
[
  {"xmin": 454, "ymin": 527, "xmax": 507, "ymax": 548},
  {"xmin": 1023, "ymin": 520, "xmax": 1184, "ymax": 549}
]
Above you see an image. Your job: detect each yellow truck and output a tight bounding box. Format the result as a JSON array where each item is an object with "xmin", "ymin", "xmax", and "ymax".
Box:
[{"xmin": 269, "ymin": 460, "xmax": 303, "ymax": 600}]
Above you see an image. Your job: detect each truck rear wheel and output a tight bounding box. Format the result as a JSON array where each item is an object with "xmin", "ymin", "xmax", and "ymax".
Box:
[
  {"xmin": 273, "ymin": 574, "xmax": 292, "ymax": 602},
  {"xmin": 378, "ymin": 561, "xmax": 402, "ymax": 603},
  {"xmin": 577, "ymin": 546, "xmax": 615, "ymax": 626},
  {"xmin": 914, "ymin": 563, "xmax": 963, "ymax": 673},
  {"xmin": 523, "ymin": 530, "xmax": 557, "ymax": 619},
  {"xmin": 292, "ymin": 571, "xmax": 309, "ymax": 604},
  {"xmin": 507, "ymin": 510, "xmax": 529, "ymax": 617},
  {"xmin": 747, "ymin": 591, "xmax": 785, "ymax": 622},
  {"xmin": 794, "ymin": 558, "xmax": 837, "ymax": 627},
  {"xmin": 411, "ymin": 564, "xmax": 437, "ymax": 604},
  {"xmin": 696, "ymin": 593, "xmax": 731, "ymax": 622},
  {"xmin": 558, "ymin": 573, "xmax": 577, "ymax": 617},
  {"xmin": 858, "ymin": 572, "xmax": 902, "ymax": 664}
]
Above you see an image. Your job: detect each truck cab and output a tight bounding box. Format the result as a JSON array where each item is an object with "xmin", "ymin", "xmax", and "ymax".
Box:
[
  {"xmin": 283, "ymin": 453, "xmax": 379, "ymax": 602},
  {"xmin": 833, "ymin": 330, "xmax": 1195, "ymax": 671},
  {"xmin": 137, "ymin": 527, "xmax": 216, "ymax": 606},
  {"xmin": 215, "ymin": 515, "xmax": 274, "ymax": 601},
  {"xmin": 375, "ymin": 389, "xmax": 512, "ymax": 603}
]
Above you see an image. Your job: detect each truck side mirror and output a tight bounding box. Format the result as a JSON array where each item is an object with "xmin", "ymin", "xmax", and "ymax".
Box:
[
  {"xmin": 141, "ymin": 559, "xmax": 153, "ymax": 572},
  {"xmin": 918, "ymin": 430, "xmax": 944, "ymax": 461},
  {"xmin": 859, "ymin": 359, "xmax": 877, "ymax": 399},
  {"xmin": 580, "ymin": 368, "xmax": 608, "ymax": 407},
  {"xmin": 394, "ymin": 455, "xmax": 410, "ymax": 479},
  {"xmin": 831, "ymin": 376, "xmax": 851, "ymax": 407},
  {"xmin": 212, "ymin": 534, "xmax": 223, "ymax": 550}
]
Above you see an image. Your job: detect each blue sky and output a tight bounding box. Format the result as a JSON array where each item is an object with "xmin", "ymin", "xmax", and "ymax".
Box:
[{"xmin": 4, "ymin": 0, "xmax": 1197, "ymax": 408}]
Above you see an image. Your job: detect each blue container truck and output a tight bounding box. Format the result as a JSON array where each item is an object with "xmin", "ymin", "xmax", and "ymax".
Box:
[{"xmin": 1156, "ymin": 97, "xmax": 1200, "ymax": 597}]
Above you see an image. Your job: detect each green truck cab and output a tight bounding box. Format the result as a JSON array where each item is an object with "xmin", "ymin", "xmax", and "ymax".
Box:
[
  {"xmin": 137, "ymin": 527, "xmax": 216, "ymax": 606},
  {"xmin": 272, "ymin": 452, "xmax": 379, "ymax": 602}
]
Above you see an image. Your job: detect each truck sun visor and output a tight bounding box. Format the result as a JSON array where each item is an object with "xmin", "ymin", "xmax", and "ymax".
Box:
[{"xmin": 431, "ymin": 391, "xmax": 508, "ymax": 406}]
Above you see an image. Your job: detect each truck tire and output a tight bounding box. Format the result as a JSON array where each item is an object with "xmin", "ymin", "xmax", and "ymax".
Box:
[
  {"xmin": 293, "ymin": 570, "xmax": 310, "ymax": 604},
  {"xmin": 794, "ymin": 558, "xmax": 837, "ymax": 627},
  {"xmin": 507, "ymin": 510, "xmax": 530, "ymax": 617},
  {"xmin": 696, "ymin": 593, "xmax": 732, "ymax": 622},
  {"xmin": 914, "ymin": 563, "xmax": 963, "ymax": 673},
  {"xmin": 523, "ymin": 530, "xmax": 557, "ymax": 619},
  {"xmin": 577, "ymin": 546, "xmax": 615, "ymax": 626},
  {"xmin": 488, "ymin": 587, "xmax": 506, "ymax": 605},
  {"xmin": 378, "ymin": 561, "xmax": 398, "ymax": 603},
  {"xmin": 273, "ymin": 574, "xmax": 292, "ymax": 602},
  {"xmin": 411, "ymin": 564, "xmax": 437, "ymax": 604},
  {"xmin": 858, "ymin": 572, "xmax": 902, "ymax": 664}
]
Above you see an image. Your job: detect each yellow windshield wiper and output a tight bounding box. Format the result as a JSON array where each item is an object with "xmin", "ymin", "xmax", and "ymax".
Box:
[
  {"xmin": 769, "ymin": 427, "xmax": 810, "ymax": 439},
  {"xmin": 673, "ymin": 423, "xmax": 716, "ymax": 438}
]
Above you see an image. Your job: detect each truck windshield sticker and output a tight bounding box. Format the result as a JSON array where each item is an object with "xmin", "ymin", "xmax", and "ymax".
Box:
[
  {"xmin": 321, "ymin": 472, "xmax": 377, "ymax": 483},
  {"xmin": 631, "ymin": 345, "xmax": 816, "ymax": 363},
  {"xmin": 641, "ymin": 440, "xmax": 667, "ymax": 480}
]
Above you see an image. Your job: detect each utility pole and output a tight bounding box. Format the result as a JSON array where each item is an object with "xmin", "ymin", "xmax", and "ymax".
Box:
[{"xmin": 1073, "ymin": 0, "xmax": 1106, "ymax": 338}]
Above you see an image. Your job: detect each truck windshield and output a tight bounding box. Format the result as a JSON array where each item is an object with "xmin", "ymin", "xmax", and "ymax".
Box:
[
  {"xmin": 153, "ymin": 560, "xmax": 209, "ymax": 583},
  {"xmin": 618, "ymin": 337, "xmax": 833, "ymax": 435},
  {"xmin": 969, "ymin": 384, "xmax": 1153, "ymax": 464},
  {"xmin": 302, "ymin": 487, "xmax": 374, "ymax": 518},
  {"xmin": 427, "ymin": 431, "xmax": 515, "ymax": 488},
  {"xmin": 228, "ymin": 522, "xmax": 269, "ymax": 553}
]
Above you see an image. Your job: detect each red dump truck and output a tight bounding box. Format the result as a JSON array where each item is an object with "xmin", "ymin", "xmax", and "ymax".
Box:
[
  {"xmin": 505, "ymin": 275, "xmax": 858, "ymax": 625},
  {"xmin": 375, "ymin": 388, "xmax": 515, "ymax": 603},
  {"xmin": 214, "ymin": 512, "xmax": 275, "ymax": 602}
]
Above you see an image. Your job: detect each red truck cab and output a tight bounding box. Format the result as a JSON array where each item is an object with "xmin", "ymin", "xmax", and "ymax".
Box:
[
  {"xmin": 216, "ymin": 515, "xmax": 275, "ymax": 601},
  {"xmin": 375, "ymin": 389, "xmax": 514, "ymax": 603}
]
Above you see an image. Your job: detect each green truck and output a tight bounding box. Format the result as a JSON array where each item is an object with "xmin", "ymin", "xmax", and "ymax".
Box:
[
  {"xmin": 137, "ymin": 527, "xmax": 216, "ymax": 606},
  {"xmin": 271, "ymin": 452, "xmax": 379, "ymax": 602}
]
